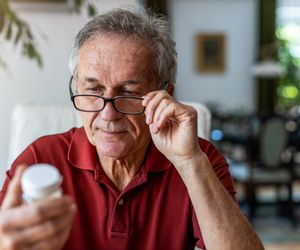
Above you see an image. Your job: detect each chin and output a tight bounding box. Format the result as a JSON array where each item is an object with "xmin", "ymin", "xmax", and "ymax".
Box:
[{"xmin": 96, "ymin": 141, "xmax": 130, "ymax": 159}]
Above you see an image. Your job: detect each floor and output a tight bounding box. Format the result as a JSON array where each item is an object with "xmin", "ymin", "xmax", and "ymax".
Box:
[
  {"xmin": 264, "ymin": 243, "xmax": 300, "ymax": 250},
  {"xmin": 236, "ymin": 182, "xmax": 300, "ymax": 250}
]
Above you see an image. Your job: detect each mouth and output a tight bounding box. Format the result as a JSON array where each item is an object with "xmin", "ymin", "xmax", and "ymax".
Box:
[
  {"xmin": 96, "ymin": 128, "xmax": 126, "ymax": 134},
  {"xmin": 101, "ymin": 130, "xmax": 125, "ymax": 134}
]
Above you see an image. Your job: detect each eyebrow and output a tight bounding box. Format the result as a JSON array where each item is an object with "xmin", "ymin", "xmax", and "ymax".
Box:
[
  {"xmin": 83, "ymin": 77, "xmax": 99, "ymax": 83},
  {"xmin": 81, "ymin": 77, "xmax": 142, "ymax": 86}
]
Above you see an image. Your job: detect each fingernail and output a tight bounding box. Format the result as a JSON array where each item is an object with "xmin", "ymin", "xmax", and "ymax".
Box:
[
  {"xmin": 153, "ymin": 124, "xmax": 158, "ymax": 133},
  {"xmin": 146, "ymin": 115, "xmax": 151, "ymax": 124}
]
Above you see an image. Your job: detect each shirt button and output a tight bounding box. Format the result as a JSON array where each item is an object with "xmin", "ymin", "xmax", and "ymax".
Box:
[{"xmin": 118, "ymin": 199, "xmax": 124, "ymax": 206}]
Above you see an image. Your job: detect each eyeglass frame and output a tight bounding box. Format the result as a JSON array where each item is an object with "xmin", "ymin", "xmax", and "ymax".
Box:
[{"xmin": 69, "ymin": 76, "xmax": 170, "ymax": 115}]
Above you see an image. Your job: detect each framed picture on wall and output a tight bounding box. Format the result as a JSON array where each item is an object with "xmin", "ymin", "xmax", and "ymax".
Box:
[{"xmin": 196, "ymin": 33, "xmax": 226, "ymax": 73}]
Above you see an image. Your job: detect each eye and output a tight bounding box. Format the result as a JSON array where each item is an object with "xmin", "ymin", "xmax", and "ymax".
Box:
[
  {"xmin": 122, "ymin": 90, "xmax": 135, "ymax": 95},
  {"xmin": 84, "ymin": 86, "xmax": 104, "ymax": 95},
  {"xmin": 120, "ymin": 88, "xmax": 143, "ymax": 96},
  {"xmin": 87, "ymin": 87, "xmax": 100, "ymax": 92}
]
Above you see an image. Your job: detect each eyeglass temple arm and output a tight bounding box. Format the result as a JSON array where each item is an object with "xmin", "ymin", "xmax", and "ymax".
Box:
[
  {"xmin": 69, "ymin": 76, "xmax": 74, "ymax": 98},
  {"xmin": 161, "ymin": 80, "xmax": 170, "ymax": 90}
]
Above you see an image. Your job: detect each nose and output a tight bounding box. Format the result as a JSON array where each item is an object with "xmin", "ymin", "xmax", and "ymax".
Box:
[{"xmin": 99, "ymin": 100, "xmax": 122, "ymax": 121}]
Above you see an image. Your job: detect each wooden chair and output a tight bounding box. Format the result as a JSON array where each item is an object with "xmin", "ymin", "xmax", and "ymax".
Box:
[{"xmin": 246, "ymin": 115, "xmax": 295, "ymax": 225}]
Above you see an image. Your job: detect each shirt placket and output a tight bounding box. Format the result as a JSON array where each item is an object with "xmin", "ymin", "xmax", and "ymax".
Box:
[{"xmin": 110, "ymin": 196, "xmax": 130, "ymax": 238}]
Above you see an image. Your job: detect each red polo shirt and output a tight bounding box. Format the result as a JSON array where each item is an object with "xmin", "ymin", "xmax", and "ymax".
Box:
[{"xmin": 0, "ymin": 127, "xmax": 236, "ymax": 250}]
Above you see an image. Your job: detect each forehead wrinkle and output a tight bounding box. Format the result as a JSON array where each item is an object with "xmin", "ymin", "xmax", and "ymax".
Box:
[{"xmin": 78, "ymin": 34, "xmax": 157, "ymax": 87}]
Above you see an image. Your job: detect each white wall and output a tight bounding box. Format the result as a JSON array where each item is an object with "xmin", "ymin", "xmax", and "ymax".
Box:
[
  {"xmin": 170, "ymin": 0, "xmax": 258, "ymax": 112},
  {"xmin": 0, "ymin": 0, "xmax": 138, "ymax": 184}
]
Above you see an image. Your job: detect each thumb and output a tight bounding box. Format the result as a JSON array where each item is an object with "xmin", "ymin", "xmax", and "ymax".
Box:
[{"xmin": 1, "ymin": 164, "xmax": 27, "ymax": 210}]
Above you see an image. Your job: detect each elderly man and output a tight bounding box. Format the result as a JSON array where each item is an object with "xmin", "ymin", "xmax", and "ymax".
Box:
[{"xmin": 0, "ymin": 8, "xmax": 264, "ymax": 250}]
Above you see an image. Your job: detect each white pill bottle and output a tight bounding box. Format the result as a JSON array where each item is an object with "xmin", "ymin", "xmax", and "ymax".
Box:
[{"xmin": 21, "ymin": 164, "xmax": 63, "ymax": 203}]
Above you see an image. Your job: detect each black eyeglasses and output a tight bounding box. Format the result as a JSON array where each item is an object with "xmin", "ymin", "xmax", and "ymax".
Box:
[{"xmin": 69, "ymin": 76, "xmax": 170, "ymax": 115}]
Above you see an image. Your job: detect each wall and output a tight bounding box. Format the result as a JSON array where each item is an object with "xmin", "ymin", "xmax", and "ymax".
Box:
[
  {"xmin": 170, "ymin": 0, "xmax": 258, "ymax": 113},
  {"xmin": 0, "ymin": 0, "xmax": 138, "ymax": 184}
]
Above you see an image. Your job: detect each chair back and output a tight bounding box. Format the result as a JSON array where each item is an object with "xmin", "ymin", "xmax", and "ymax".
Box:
[
  {"xmin": 7, "ymin": 103, "xmax": 82, "ymax": 168},
  {"xmin": 179, "ymin": 101, "xmax": 211, "ymax": 140},
  {"xmin": 260, "ymin": 117, "xmax": 288, "ymax": 168}
]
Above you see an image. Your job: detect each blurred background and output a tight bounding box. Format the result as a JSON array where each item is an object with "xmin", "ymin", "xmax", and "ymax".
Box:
[{"xmin": 1, "ymin": 0, "xmax": 300, "ymax": 249}]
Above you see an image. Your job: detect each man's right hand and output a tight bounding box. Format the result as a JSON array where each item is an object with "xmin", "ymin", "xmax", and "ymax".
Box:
[{"xmin": 0, "ymin": 165, "xmax": 76, "ymax": 250}]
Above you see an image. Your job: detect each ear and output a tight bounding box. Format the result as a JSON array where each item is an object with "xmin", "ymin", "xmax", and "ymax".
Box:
[{"xmin": 167, "ymin": 83, "xmax": 175, "ymax": 96}]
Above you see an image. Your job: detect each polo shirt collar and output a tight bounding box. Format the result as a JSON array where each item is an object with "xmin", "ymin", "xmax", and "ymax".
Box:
[
  {"xmin": 68, "ymin": 127, "xmax": 172, "ymax": 173},
  {"xmin": 145, "ymin": 140, "xmax": 172, "ymax": 172},
  {"xmin": 68, "ymin": 127, "xmax": 98, "ymax": 171}
]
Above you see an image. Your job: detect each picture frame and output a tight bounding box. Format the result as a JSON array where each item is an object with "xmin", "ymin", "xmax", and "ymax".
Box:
[{"xmin": 195, "ymin": 33, "xmax": 226, "ymax": 73}]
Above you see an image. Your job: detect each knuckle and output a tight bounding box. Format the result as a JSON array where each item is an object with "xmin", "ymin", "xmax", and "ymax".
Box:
[
  {"xmin": 33, "ymin": 206, "xmax": 44, "ymax": 221},
  {"xmin": 45, "ymin": 221, "xmax": 56, "ymax": 236},
  {"xmin": 146, "ymin": 106, "xmax": 155, "ymax": 116},
  {"xmin": 0, "ymin": 218, "xmax": 8, "ymax": 234},
  {"xmin": 189, "ymin": 106, "xmax": 197, "ymax": 115},
  {"xmin": 168, "ymin": 102, "xmax": 176, "ymax": 109},
  {"xmin": 158, "ymin": 91, "xmax": 168, "ymax": 98},
  {"xmin": 189, "ymin": 107, "xmax": 198, "ymax": 120},
  {"xmin": 160, "ymin": 98, "xmax": 170, "ymax": 106}
]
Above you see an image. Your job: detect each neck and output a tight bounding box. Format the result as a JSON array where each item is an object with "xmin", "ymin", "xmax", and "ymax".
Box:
[{"xmin": 97, "ymin": 148, "xmax": 148, "ymax": 192}]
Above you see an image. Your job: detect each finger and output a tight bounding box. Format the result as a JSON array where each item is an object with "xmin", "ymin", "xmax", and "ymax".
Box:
[
  {"xmin": 25, "ymin": 217, "xmax": 74, "ymax": 250},
  {"xmin": 142, "ymin": 89, "xmax": 163, "ymax": 104},
  {"xmin": 153, "ymin": 103, "xmax": 197, "ymax": 134},
  {"xmin": 0, "ymin": 196, "xmax": 74, "ymax": 232},
  {"xmin": 12, "ymin": 206, "xmax": 76, "ymax": 248},
  {"xmin": 143, "ymin": 91, "xmax": 171, "ymax": 124},
  {"xmin": 150, "ymin": 104, "xmax": 176, "ymax": 134},
  {"xmin": 1, "ymin": 164, "xmax": 27, "ymax": 210},
  {"xmin": 152, "ymin": 98, "xmax": 173, "ymax": 127}
]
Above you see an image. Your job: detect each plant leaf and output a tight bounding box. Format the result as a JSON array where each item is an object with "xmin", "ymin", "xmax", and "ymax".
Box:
[
  {"xmin": 87, "ymin": 4, "xmax": 96, "ymax": 17},
  {"xmin": 26, "ymin": 42, "xmax": 35, "ymax": 58},
  {"xmin": 35, "ymin": 53, "xmax": 43, "ymax": 67},
  {"xmin": 74, "ymin": 0, "xmax": 83, "ymax": 13},
  {"xmin": 5, "ymin": 21, "xmax": 12, "ymax": 40},
  {"xmin": 0, "ymin": 10, "xmax": 5, "ymax": 33},
  {"xmin": 26, "ymin": 28, "xmax": 33, "ymax": 40},
  {"xmin": 14, "ymin": 25, "xmax": 23, "ymax": 45}
]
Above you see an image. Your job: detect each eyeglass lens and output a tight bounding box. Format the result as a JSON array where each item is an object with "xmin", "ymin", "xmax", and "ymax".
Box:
[{"xmin": 74, "ymin": 96, "xmax": 144, "ymax": 113}]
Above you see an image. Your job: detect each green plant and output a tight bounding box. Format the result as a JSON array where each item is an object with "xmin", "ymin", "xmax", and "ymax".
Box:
[
  {"xmin": 0, "ymin": 0, "xmax": 96, "ymax": 69},
  {"xmin": 276, "ymin": 25, "xmax": 300, "ymax": 109},
  {"xmin": 277, "ymin": 38, "xmax": 300, "ymax": 108}
]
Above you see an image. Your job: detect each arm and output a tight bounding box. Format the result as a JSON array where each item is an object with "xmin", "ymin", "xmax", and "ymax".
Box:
[{"xmin": 142, "ymin": 89, "xmax": 264, "ymax": 250}]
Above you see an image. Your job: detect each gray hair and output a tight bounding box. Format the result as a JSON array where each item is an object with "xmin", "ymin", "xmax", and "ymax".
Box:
[{"xmin": 69, "ymin": 7, "xmax": 177, "ymax": 84}]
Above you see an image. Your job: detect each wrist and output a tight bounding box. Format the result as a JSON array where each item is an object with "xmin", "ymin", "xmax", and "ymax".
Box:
[{"xmin": 174, "ymin": 149, "xmax": 209, "ymax": 177}]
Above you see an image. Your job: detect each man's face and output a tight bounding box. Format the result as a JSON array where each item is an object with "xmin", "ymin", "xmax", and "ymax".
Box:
[{"xmin": 76, "ymin": 34, "xmax": 157, "ymax": 159}]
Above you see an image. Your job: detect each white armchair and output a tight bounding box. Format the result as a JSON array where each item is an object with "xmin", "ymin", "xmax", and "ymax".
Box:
[
  {"xmin": 7, "ymin": 101, "xmax": 211, "ymax": 168},
  {"xmin": 7, "ymin": 103, "xmax": 82, "ymax": 168},
  {"xmin": 180, "ymin": 101, "xmax": 211, "ymax": 140}
]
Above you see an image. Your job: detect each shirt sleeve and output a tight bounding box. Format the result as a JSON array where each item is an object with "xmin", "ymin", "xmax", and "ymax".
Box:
[
  {"xmin": 0, "ymin": 145, "xmax": 37, "ymax": 205},
  {"xmin": 193, "ymin": 139, "xmax": 237, "ymax": 249}
]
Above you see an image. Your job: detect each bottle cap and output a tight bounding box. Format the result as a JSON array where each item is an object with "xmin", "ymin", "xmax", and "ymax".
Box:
[{"xmin": 21, "ymin": 164, "xmax": 62, "ymax": 200}]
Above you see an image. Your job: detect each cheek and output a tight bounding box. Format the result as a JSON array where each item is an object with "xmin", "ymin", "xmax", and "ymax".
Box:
[
  {"xmin": 129, "ymin": 115, "xmax": 149, "ymax": 135},
  {"xmin": 80, "ymin": 112, "xmax": 98, "ymax": 143}
]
